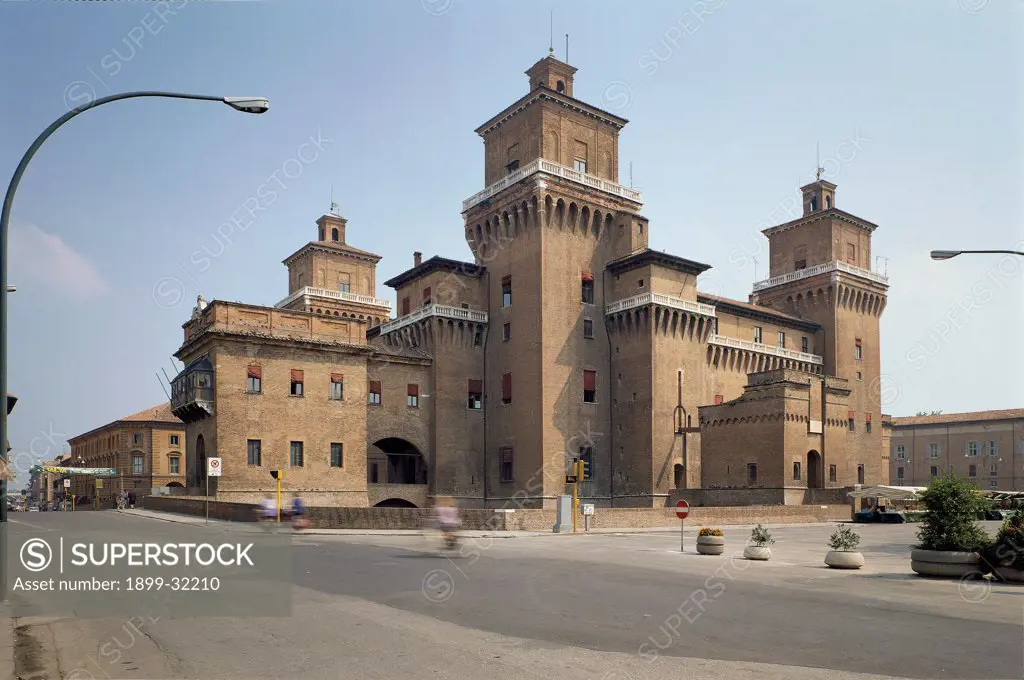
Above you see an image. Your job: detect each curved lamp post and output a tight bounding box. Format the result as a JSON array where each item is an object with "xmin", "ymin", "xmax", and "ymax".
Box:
[
  {"xmin": 0, "ymin": 92, "xmax": 269, "ymax": 525},
  {"xmin": 931, "ymin": 249, "xmax": 1024, "ymax": 260}
]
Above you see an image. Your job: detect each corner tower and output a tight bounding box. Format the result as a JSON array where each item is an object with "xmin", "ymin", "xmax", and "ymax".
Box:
[
  {"xmin": 462, "ymin": 55, "xmax": 645, "ymax": 507},
  {"xmin": 750, "ymin": 180, "xmax": 888, "ymax": 488}
]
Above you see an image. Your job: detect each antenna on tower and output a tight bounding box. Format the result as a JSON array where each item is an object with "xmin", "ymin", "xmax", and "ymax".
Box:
[
  {"xmin": 549, "ymin": 10, "xmax": 554, "ymax": 55},
  {"xmin": 330, "ymin": 185, "xmax": 339, "ymax": 216},
  {"xmin": 815, "ymin": 142, "xmax": 823, "ymax": 181},
  {"xmin": 753, "ymin": 256, "xmax": 759, "ymax": 282},
  {"xmin": 629, "ymin": 162, "xmax": 633, "ymax": 188},
  {"xmin": 565, "ymin": 34, "xmax": 569, "ymax": 64}
]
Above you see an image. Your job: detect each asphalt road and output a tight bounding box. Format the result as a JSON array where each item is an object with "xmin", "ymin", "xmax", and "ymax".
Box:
[{"xmin": 3, "ymin": 511, "xmax": 1022, "ymax": 680}]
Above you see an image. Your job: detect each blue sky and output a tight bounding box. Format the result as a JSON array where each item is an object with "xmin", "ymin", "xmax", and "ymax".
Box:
[{"xmin": 2, "ymin": 0, "xmax": 1021, "ymax": 488}]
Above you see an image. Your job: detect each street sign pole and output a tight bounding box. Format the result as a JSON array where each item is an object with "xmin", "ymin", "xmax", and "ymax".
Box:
[
  {"xmin": 675, "ymin": 500, "xmax": 690, "ymax": 553},
  {"xmin": 205, "ymin": 472, "xmax": 209, "ymax": 524}
]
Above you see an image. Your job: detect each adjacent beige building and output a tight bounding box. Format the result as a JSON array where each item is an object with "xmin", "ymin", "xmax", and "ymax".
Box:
[
  {"xmin": 170, "ymin": 55, "xmax": 889, "ymax": 509},
  {"xmin": 886, "ymin": 409, "xmax": 1024, "ymax": 490}
]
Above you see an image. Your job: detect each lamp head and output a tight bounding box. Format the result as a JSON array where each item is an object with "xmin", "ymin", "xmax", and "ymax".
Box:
[
  {"xmin": 223, "ymin": 97, "xmax": 270, "ymax": 114},
  {"xmin": 930, "ymin": 250, "xmax": 961, "ymax": 261}
]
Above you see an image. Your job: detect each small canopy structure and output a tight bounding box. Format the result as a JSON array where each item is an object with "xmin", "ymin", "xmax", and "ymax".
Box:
[{"xmin": 847, "ymin": 485, "xmax": 928, "ymax": 501}]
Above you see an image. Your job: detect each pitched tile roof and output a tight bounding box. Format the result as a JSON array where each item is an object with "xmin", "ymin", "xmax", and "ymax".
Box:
[
  {"xmin": 120, "ymin": 402, "xmax": 182, "ymax": 424},
  {"xmin": 890, "ymin": 409, "xmax": 1024, "ymax": 427}
]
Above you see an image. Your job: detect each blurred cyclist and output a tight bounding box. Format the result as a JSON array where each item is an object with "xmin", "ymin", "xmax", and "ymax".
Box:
[{"xmin": 432, "ymin": 496, "xmax": 461, "ymax": 549}]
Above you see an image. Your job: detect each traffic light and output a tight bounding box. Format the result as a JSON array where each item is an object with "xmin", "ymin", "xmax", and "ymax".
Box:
[
  {"xmin": 270, "ymin": 470, "xmax": 281, "ymax": 480},
  {"xmin": 580, "ymin": 456, "xmax": 590, "ymax": 481}
]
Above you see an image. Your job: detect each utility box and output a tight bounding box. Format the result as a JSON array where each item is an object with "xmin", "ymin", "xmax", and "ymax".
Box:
[{"xmin": 552, "ymin": 495, "xmax": 573, "ymax": 533}]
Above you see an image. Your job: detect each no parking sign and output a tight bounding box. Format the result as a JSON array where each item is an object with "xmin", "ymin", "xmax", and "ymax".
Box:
[{"xmin": 207, "ymin": 457, "xmax": 223, "ymax": 477}]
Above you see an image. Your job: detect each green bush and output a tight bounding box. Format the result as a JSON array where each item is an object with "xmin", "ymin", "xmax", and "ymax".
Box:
[
  {"xmin": 828, "ymin": 525, "xmax": 861, "ymax": 551},
  {"xmin": 749, "ymin": 524, "xmax": 774, "ymax": 547},
  {"xmin": 979, "ymin": 513, "xmax": 1024, "ymax": 573},
  {"xmin": 916, "ymin": 472, "xmax": 991, "ymax": 552}
]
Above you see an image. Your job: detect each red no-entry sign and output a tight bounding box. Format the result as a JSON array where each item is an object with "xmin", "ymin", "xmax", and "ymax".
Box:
[{"xmin": 675, "ymin": 499, "xmax": 690, "ymax": 519}]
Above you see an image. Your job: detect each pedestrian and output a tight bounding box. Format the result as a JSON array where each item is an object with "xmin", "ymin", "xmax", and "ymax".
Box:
[
  {"xmin": 128, "ymin": 491, "xmax": 136, "ymax": 509},
  {"xmin": 259, "ymin": 495, "xmax": 277, "ymax": 530},
  {"xmin": 291, "ymin": 495, "xmax": 310, "ymax": 531}
]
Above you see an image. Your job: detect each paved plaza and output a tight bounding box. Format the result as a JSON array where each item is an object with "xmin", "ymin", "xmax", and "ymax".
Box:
[{"xmin": 3, "ymin": 511, "xmax": 1022, "ymax": 679}]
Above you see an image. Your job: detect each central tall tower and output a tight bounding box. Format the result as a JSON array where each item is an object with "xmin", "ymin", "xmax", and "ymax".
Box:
[{"xmin": 462, "ymin": 55, "xmax": 646, "ymax": 507}]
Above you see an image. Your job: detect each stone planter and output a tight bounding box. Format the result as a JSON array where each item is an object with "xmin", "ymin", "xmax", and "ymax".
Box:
[
  {"xmin": 696, "ymin": 535, "xmax": 725, "ymax": 555},
  {"xmin": 825, "ymin": 550, "xmax": 865, "ymax": 569},
  {"xmin": 910, "ymin": 549, "xmax": 980, "ymax": 578},
  {"xmin": 994, "ymin": 567, "xmax": 1024, "ymax": 583},
  {"xmin": 743, "ymin": 545, "xmax": 771, "ymax": 561}
]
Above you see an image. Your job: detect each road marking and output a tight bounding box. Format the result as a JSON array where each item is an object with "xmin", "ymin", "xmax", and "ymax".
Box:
[{"xmin": 8, "ymin": 518, "xmax": 54, "ymax": 531}]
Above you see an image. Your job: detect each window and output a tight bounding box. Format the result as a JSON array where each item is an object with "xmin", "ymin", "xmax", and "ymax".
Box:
[
  {"xmin": 557, "ymin": 80, "xmax": 566, "ymax": 93},
  {"xmin": 753, "ymin": 326, "xmax": 762, "ymax": 344},
  {"xmin": 638, "ymin": 278, "xmax": 645, "ymax": 289},
  {"xmin": 581, "ymin": 273, "xmax": 594, "ymax": 303},
  {"xmin": 747, "ymin": 464, "xmax": 757, "ymax": 484},
  {"xmin": 928, "ymin": 443, "xmax": 940, "ymax": 458},
  {"xmin": 132, "ymin": 455, "xmax": 144, "ymax": 475},
  {"xmin": 290, "ymin": 369, "xmax": 304, "ymax": 397},
  {"xmin": 988, "ymin": 441, "xmax": 998, "ymax": 456},
  {"xmin": 583, "ymin": 370, "xmax": 597, "ymax": 403},
  {"xmin": 793, "ymin": 461, "xmax": 801, "ymax": 480},
  {"xmin": 801, "ymin": 337, "xmax": 809, "ymax": 353},
  {"xmin": 856, "ymin": 371, "xmax": 862, "ymax": 381},
  {"xmin": 330, "ymin": 443, "xmax": 343, "ymax": 468},
  {"xmin": 713, "ymin": 394, "xmax": 724, "ymax": 405},
  {"xmin": 501, "ymin": 372, "xmax": 512, "ymax": 405},
  {"xmin": 930, "ymin": 465, "xmax": 938, "ymax": 478},
  {"xmin": 169, "ymin": 456, "xmax": 180, "ymax": 475},
  {"xmin": 829, "ymin": 465, "xmax": 837, "ymax": 483},
  {"xmin": 339, "ymin": 281, "xmax": 351, "ymax": 293},
  {"xmin": 368, "ymin": 380, "xmax": 382, "ymax": 405},
  {"xmin": 473, "ymin": 328, "xmax": 483, "ymax": 346},
  {"xmin": 169, "ymin": 434, "xmax": 179, "ymax": 447},
  {"xmin": 290, "ymin": 441, "xmax": 304, "ymax": 467},
  {"xmin": 503, "ymin": 322, "xmax": 511, "ymax": 341},
  {"xmin": 777, "ymin": 331, "xmax": 785, "ymax": 348},
  {"xmin": 969, "ymin": 464, "xmax": 977, "ymax": 478},
  {"xmin": 330, "ymin": 373, "xmax": 344, "ymax": 400},
  {"xmin": 331, "ymin": 228, "xmax": 339, "ymax": 242},
  {"xmin": 990, "ymin": 463, "xmax": 998, "ymax": 476},
  {"xmin": 966, "ymin": 441, "xmax": 979, "ymax": 457},
  {"xmin": 423, "ymin": 286, "xmax": 432, "ymax": 306},
  {"xmin": 247, "ymin": 365, "xmax": 262, "ymax": 394},
  {"xmin": 132, "ymin": 433, "xmax": 142, "ymax": 446},
  {"xmin": 810, "ymin": 197, "xmax": 817, "ymax": 211},
  {"xmin": 794, "ymin": 246, "xmax": 807, "ymax": 270},
  {"xmin": 897, "ymin": 467, "xmax": 905, "ymax": 480},
  {"xmin": 896, "ymin": 445, "xmax": 906, "ymax": 460},
  {"xmin": 990, "ymin": 479, "xmax": 998, "ymax": 488},
  {"xmin": 855, "ymin": 339, "xmax": 862, "ymax": 360},
  {"xmin": 407, "ymin": 384, "xmax": 419, "ymax": 408},
  {"xmin": 370, "ymin": 463, "xmax": 379, "ymax": 483},
  {"xmin": 468, "ymin": 379, "xmax": 483, "ymax": 409},
  {"xmin": 501, "ymin": 276, "xmax": 512, "ymax": 307},
  {"xmin": 579, "ymin": 446, "xmax": 593, "ymax": 480},
  {"xmin": 573, "ymin": 158, "xmax": 587, "ymax": 173},
  {"xmin": 583, "ymin": 318, "xmax": 594, "ymax": 339},
  {"xmin": 846, "ymin": 243, "xmax": 856, "ymax": 265},
  {"xmin": 247, "ymin": 439, "xmax": 262, "ymax": 466},
  {"xmin": 401, "ymin": 297, "xmax": 410, "ymax": 315},
  {"xmin": 825, "ymin": 196, "xmax": 832, "ymax": 209},
  {"xmin": 500, "ymin": 447, "xmax": 514, "ymax": 483},
  {"xmin": 857, "ymin": 464, "xmax": 865, "ymax": 485},
  {"xmin": 506, "ymin": 159, "xmax": 519, "ymax": 174},
  {"xmin": 848, "ymin": 410, "xmax": 855, "ymax": 432},
  {"xmin": 865, "ymin": 413, "xmax": 872, "ymax": 433}
]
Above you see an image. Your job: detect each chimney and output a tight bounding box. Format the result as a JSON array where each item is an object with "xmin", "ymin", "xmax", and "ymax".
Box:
[{"xmin": 414, "ymin": 251, "xmax": 422, "ymax": 267}]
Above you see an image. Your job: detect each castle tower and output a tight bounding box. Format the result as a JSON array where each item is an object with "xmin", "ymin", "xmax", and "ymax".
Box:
[
  {"xmin": 750, "ymin": 181, "xmax": 888, "ymax": 488},
  {"xmin": 276, "ymin": 213, "xmax": 393, "ymax": 337},
  {"xmin": 461, "ymin": 55, "xmax": 645, "ymax": 507}
]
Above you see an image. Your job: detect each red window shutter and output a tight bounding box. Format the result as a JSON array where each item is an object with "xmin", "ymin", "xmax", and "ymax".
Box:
[
  {"xmin": 500, "ymin": 448, "xmax": 513, "ymax": 463},
  {"xmin": 247, "ymin": 365, "xmax": 262, "ymax": 379},
  {"xmin": 583, "ymin": 370, "xmax": 597, "ymax": 391},
  {"xmin": 865, "ymin": 413, "xmax": 872, "ymax": 423},
  {"xmin": 369, "ymin": 380, "xmax": 382, "ymax": 393},
  {"xmin": 501, "ymin": 275, "xmax": 512, "ymax": 285},
  {"xmin": 501, "ymin": 373, "xmax": 512, "ymax": 400},
  {"xmin": 401, "ymin": 297, "xmax": 410, "ymax": 315},
  {"xmin": 468, "ymin": 379, "xmax": 483, "ymax": 393},
  {"xmin": 581, "ymin": 272, "xmax": 594, "ymax": 283},
  {"xmin": 848, "ymin": 410, "xmax": 855, "ymax": 419},
  {"xmin": 714, "ymin": 395, "xmax": 723, "ymax": 405},
  {"xmin": 291, "ymin": 369, "xmax": 304, "ymax": 382},
  {"xmin": 423, "ymin": 287, "xmax": 431, "ymax": 300},
  {"xmin": 407, "ymin": 384, "xmax": 419, "ymax": 397},
  {"xmin": 331, "ymin": 373, "xmax": 344, "ymax": 383}
]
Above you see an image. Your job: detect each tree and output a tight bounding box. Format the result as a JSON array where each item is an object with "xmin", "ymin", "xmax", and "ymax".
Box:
[{"xmin": 916, "ymin": 471, "xmax": 990, "ymax": 552}]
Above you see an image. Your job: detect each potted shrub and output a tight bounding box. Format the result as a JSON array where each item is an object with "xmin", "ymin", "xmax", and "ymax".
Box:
[
  {"xmin": 978, "ymin": 513, "xmax": 1024, "ymax": 582},
  {"xmin": 825, "ymin": 525, "xmax": 865, "ymax": 569},
  {"xmin": 743, "ymin": 524, "xmax": 774, "ymax": 560},
  {"xmin": 696, "ymin": 528, "xmax": 725, "ymax": 555},
  {"xmin": 911, "ymin": 472, "xmax": 991, "ymax": 578}
]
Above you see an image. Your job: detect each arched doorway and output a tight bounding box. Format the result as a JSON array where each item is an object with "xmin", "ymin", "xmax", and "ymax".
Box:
[
  {"xmin": 807, "ymin": 450, "xmax": 822, "ymax": 489},
  {"xmin": 166, "ymin": 482, "xmax": 184, "ymax": 488},
  {"xmin": 673, "ymin": 463, "xmax": 684, "ymax": 489},
  {"xmin": 373, "ymin": 498, "xmax": 418, "ymax": 508},
  {"xmin": 190, "ymin": 434, "xmax": 206, "ymax": 488},
  {"xmin": 369, "ymin": 438, "xmax": 427, "ymax": 484}
]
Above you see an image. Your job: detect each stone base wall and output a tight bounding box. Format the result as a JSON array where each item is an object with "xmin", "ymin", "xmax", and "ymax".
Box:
[
  {"xmin": 671, "ymin": 487, "xmax": 853, "ymax": 508},
  {"xmin": 144, "ymin": 496, "xmax": 851, "ymax": 528}
]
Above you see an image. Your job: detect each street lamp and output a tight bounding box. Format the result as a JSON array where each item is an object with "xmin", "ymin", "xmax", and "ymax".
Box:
[
  {"xmin": 931, "ymin": 249, "xmax": 1024, "ymax": 261},
  {"xmin": 0, "ymin": 91, "xmax": 269, "ymax": 524}
]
